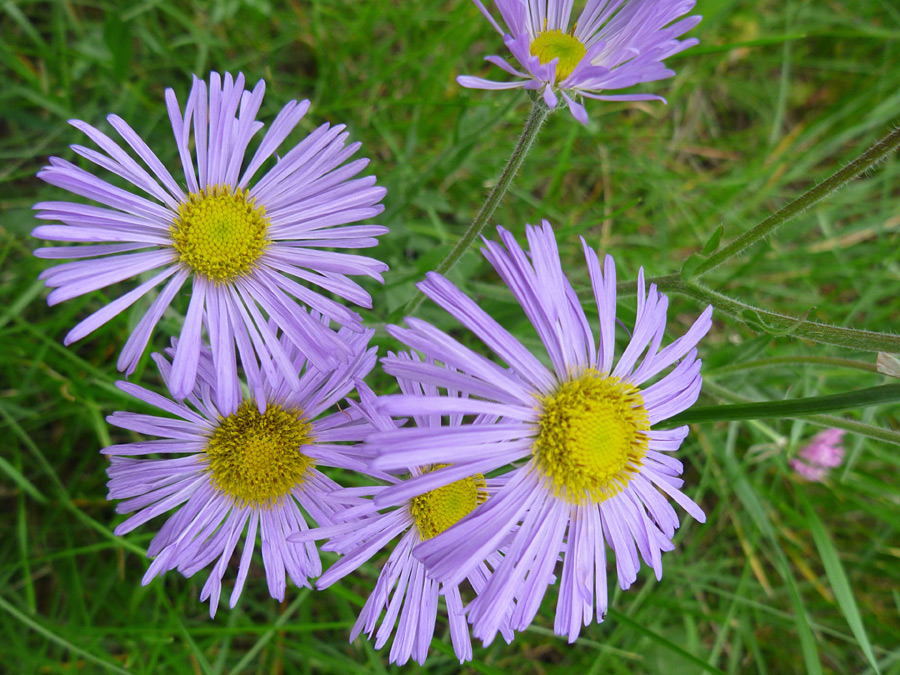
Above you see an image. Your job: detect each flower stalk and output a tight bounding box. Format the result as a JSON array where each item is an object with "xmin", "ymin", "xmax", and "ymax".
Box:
[
  {"xmin": 646, "ymin": 275, "xmax": 900, "ymax": 353},
  {"xmin": 688, "ymin": 124, "xmax": 900, "ymax": 279},
  {"xmin": 404, "ymin": 99, "xmax": 549, "ymax": 317}
]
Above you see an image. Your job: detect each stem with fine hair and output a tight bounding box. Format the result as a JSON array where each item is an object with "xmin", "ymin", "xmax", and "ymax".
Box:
[
  {"xmin": 690, "ymin": 124, "xmax": 900, "ymax": 278},
  {"xmin": 403, "ymin": 99, "xmax": 550, "ymax": 317},
  {"xmin": 662, "ymin": 276, "xmax": 900, "ymax": 353}
]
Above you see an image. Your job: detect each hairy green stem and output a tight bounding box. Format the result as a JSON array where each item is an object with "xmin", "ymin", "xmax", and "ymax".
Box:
[
  {"xmin": 403, "ymin": 100, "xmax": 550, "ymax": 317},
  {"xmin": 611, "ymin": 272, "xmax": 900, "ymax": 353},
  {"xmin": 668, "ymin": 277, "xmax": 900, "ymax": 353},
  {"xmin": 691, "ymin": 124, "xmax": 900, "ymax": 278}
]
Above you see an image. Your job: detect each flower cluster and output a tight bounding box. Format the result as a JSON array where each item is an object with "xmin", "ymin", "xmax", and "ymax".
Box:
[
  {"xmin": 32, "ymin": 2, "xmax": 708, "ymax": 665},
  {"xmin": 791, "ymin": 429, "xmax": 846, "ymax": 483}
]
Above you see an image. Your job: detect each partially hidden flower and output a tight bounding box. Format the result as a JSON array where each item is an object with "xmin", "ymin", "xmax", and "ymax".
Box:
[
  {"xmin": 790, "ymin": 428, "xmax": 845, "ymax": 482},
  {"xmin": 103, "ymin": 324, "xmax": 376, "ymax": 616},
  {"xmin": 289, "ymin": 373, "xmax": 512, "ymax": 665},
  {"xmin": 33, "ymin": 71, "xmax": 387, "ymax": 405},
  {"xmin": 459, "ymin": 0, "xmax": 701, "ymax": 123},
  {"xmin": 370, "ymin": 221, "xmax": 712, "ymax": 644}
]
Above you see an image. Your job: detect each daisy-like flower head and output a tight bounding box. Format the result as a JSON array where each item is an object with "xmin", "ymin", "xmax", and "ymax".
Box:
[
  {"xmin": 103, "ymin": 324, "xmax": 377, "ymax": 616},
  {"xmin": 33, "ymin": 71, "xmax": 387, "ymax": 404},
  {"xmin": 289, "ymin": 374, "xmax": 512, "ymax": 665},
  {"xmin": 369, "ymin": 221, "xmax": 712, "ymax": 644},
  {"xmin": 459, "ymin": 0, "xmax": 701, "ymax": 123}
]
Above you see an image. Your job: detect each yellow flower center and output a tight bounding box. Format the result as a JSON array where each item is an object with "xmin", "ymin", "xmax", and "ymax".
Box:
[
  {"xmin": 534, "ymin": 370, "xmax": 650, "ymax": 504},
  {"xmin": 204, "ymin": 400, "xmax": 313, "ymax": 508},
  {"xmin": 529, "ymin": 29, "xmax": 586, "ymax": 82},
  {"xmin": 171, "ymin": 185, "xmax": 270, "ymax": 282},
  {"xmin": 409, "ymin": 465, "xmax": 488, "ymax": 540}
]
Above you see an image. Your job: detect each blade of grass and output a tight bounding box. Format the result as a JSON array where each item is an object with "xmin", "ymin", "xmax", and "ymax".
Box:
[
  {"xmin": 797, "ymin": 492, "xmax": 881, "ymax": 674},
  {"xmin": 0, "ymin": 455, "xmax": 46, "ymax": 504},
  {"xmin": 691, "ymin": 124, "xmax": 900, "ymax": 277},
  {"xmin": 0, "ymin": 594, "xmax": 133, "ymax": 675},
  {"xmin": 165, "ymin": 598, "xmax": 215, "ymax": 675},
  {"xmin": 226, "ymin": 590, "xmax": 310, "ymax": 675},
  {"xmin": 0, "ymin": 400, "xmax": 144, "ymax": 556},
  {"xmin": 16, "ymin": 487, "xmax": 36, "ymax": 613},
  {"xmin": 0, "ymin": 279, "xmax": 44, "ymax": 332},
  {"xmin": 723, "ymin": 451, "xmax": 823, "ymax": 675},
  {"xmin": 430, "ymin": 639, "xmax": 506, "ymax": 675},
  {"xmin": 706, "ymin": 355, "xmax": 878, "ymax": 377},
  {"xmin": 605, "ymin": 608, "xmax": 727, "ymax": 675}
]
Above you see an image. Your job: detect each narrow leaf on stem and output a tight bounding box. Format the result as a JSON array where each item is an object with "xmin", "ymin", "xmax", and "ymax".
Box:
[{"xmin": 661, "ymin": 384, "xmax": 900, "ymax": 427}]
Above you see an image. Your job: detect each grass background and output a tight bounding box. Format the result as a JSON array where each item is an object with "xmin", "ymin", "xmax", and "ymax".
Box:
[{"xmin": 2, "ymin": 0, "xmax": 900, "ymax": 672}]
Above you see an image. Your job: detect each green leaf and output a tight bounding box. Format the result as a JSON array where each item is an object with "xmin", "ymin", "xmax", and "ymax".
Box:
[
  {"xmin": 740, "ymin": 307, "xmax": 812, "ymax": 338},
  {"xmin": 0, "ymin": 595, "xmax": 132, "ymax": 675},
  {"xmin": 226, "ymin": 590, "xmax": 310, "ymax": 675},
  {"xmin": 681, "ymin": 253, "xmax": 705, "ymax": 281},
  {"xmin": 707, "ymin": 354, "xmax": 878, "ymax": 377},
  {"xmin": 431, "ymin": 640, "xmax": 506, "ymax": 675},
  {"xmin": 0, "ymin": 456, "xmax": 46, "ymax": 504},
  {"xmin": 662, "ymin": 384, "xmax": 900, "ymax": 427},
  {"xmin": 699, "ymin": 382, "xmax": 900, "ymax": 446},
  {"xmin": 797, "ymin": 493, "xmax": 881, "ymax": 674},
  {"xmin": 606, "ymin": 609, "xmax": 727, "ymax": 675},
  {"xmin": 103, "ymin": 14, "xmax": 133, "ymax": 80},
  {"xmin": 670, "ymin": 33, "xmax": 809, "ymax": 57},
  {"xmin": 702, "ymin": 334, "xmax": 772, "ymax": 371},
  {"xmin": 555, "ymin": 197, "xmax": 642, "ymax": 238},
  {"xmin": 722, "ymin": 453, "xmax": 823, "ymax": 675},
  {"xmin": 701, "ymin": 225, "xmax": 724, "ymax": 255}
]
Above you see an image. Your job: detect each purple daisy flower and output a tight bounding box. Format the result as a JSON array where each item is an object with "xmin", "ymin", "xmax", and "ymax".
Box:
[
  {"xmin": 33, "ymin": 71, "xmax": 387, "ymax": 404},
  {"xmin": 369, "ymin": 221, "xmax": 712, "ymax": 644},
  {"xmin": 459, "ymin": 0, "xmax": 701, "ymax": 123},
  {"xmin": 103, "ymin": 324, "xmax": 377, "ymax": 616},
  {"xmin": 290, "ymin": 373, "xmax": 513, "ymax": 665}
]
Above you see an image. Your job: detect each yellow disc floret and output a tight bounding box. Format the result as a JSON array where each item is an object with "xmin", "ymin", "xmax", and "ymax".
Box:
[
  {"xmin": 171, "ymin": 185, "xmax": 270, "ymax": 282},
  {"xmin": 205, "ymin": 400, "xmax": 313, "ymax": 508},
  {"xmin": 534, "ymin": 370, "xmax": 650, "ymax": 504},
  {"xmin": 409, "ymin": 465, "xmax": 488, "ymax": 540},
  {"xmin": 529, "ymin": 29, "xmax": 586, "ymax": 82}
]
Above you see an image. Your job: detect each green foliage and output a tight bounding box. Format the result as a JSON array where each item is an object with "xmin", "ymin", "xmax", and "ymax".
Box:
[{"xmin": 1, "ymin": 0, "xmax": 899, "ymax": 672}]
